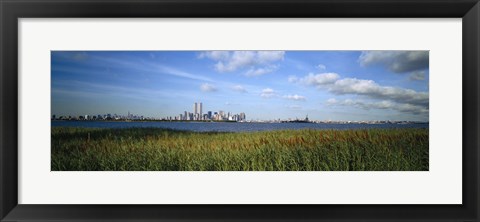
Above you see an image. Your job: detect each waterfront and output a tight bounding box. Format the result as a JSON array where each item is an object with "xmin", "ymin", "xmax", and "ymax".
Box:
[
  {"xmin": 50, "ymin": 51, "xmax": 430, "ymax": 171},
  {"xmin": 51, "ymin": 121, "xmax": 428, "ymax": 132}
]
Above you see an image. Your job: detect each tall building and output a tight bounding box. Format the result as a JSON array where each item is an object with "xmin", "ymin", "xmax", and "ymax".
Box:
[
  {"xmin": 193, "ymin": 102, "xmax": 198, "ymax": 116},
  {"xmin": 188, "ymin": 112, "xmax": 194, "ymax": 120},
  {"xmin": 199, "ymin": 102, "xmax": 203, "ymax": 120},
  {"xmin": 240, "ymin": 112, "xmax": 246, "ymax": 121}
]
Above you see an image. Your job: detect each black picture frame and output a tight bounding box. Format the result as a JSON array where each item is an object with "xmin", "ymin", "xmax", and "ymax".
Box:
[{"xmin": 1, "ymin": 0, "xmax": 479, "ymax": 221}]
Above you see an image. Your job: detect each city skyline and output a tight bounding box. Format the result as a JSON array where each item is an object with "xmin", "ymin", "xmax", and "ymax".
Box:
[
  {"xmin": 51, "ymin": 51, "xmax": 429, "ymax": 121},
  {"xmin": 51, "ymin": 101, "xmax": 247, "ymax": 122}
]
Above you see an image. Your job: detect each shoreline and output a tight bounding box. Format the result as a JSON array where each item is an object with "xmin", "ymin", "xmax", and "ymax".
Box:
[{"xmin": 51, "ymin": 119, "xmax": 429, "ymax": 125}]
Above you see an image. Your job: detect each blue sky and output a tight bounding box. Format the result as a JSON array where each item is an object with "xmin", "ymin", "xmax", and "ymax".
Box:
[{"xmin": 51, "ymin": 51, "xmax": 429, "ymax": 121}]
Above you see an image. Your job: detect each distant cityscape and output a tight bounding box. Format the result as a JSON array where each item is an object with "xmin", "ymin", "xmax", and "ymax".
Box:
[
  {"xmin": 165, "ymin": 102, "xmax": 246, "ymax": 122},
  {"xmin": 52, "ymin": 102, "xmax": 246, "ymax": 122},
  {"xmin": 52, "ymin": 102, "xmax": 427, "ymax": 125}
]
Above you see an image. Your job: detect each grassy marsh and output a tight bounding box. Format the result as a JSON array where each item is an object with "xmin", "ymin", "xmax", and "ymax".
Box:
[{"xmin": 51, "ymin": 127, "xmax": 428, "ymax": 171}]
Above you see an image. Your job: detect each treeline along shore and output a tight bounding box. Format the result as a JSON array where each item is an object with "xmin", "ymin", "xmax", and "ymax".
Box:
[{"xmin": 51, "ymin": 127, "xmax": 428, "ymax": 171}]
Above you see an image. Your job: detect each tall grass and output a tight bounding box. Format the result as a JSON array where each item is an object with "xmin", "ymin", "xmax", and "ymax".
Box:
[{"xmin": 51, "ymin": 127, "xmax": 428, "ymax": 171}]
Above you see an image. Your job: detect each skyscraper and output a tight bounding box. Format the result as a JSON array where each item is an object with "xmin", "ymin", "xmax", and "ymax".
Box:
[
  {"xmin": 240, "ymin": 112, "xmax": 246, "ymax": 121},
  {"xmin": 199, "ymin": 102, "xmax": 203, "ymax": 120},
  {"xmin": 194, "ymin": 102, "xmax": 198, "ymax": 115}
]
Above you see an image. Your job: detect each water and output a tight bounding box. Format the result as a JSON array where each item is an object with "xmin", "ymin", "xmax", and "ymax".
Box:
[{"xmin": 51, "ymin": 121, "xmax": 428, "ymax": 132}]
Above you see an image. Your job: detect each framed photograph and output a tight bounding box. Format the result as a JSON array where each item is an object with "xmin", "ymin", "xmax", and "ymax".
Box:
[
  {"xmin": 1, "ymin": 0, "xmax": 479, "ymax": 221},
  {"xmin": 50, "ymin": 50, "xmax": 430, "ymax": 172}
]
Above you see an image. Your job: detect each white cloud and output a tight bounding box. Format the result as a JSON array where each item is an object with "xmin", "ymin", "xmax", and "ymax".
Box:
[
  {"xmin": 288, "ymin": 75, "xmax": 299, "ymax": 83},
  {"xmin": 245, "ymin": 65, "xmax": 278, "ymax": 77},
  {"xmin": 283, "ymin": 94, "xmax": 306, "ymax": 101},
  {"xmin": 256, "ymin": 51, "xmax": 285, "ymax": 63},
  {"xmin": 200, "ymin": 83, "xmax": 217, "ymax": 92},
  {"xmin": 298, "ymin": 73, "xmax": 340, "ymax": 86},
  {"xmin": 260, "ymin": 88, "xmax": 276, "ymax": 98},
  {"xmin": 327, "ymin": 99, "xmax": 428, "ymax": 115},
  {"xmin": 215, "ymin": 51, "xmax": 256, "ymax": 72},
  {"xmin": 317, "ymin": 64, "xmax": 326, "ymax": 70},
  {"xmin": 200, "ymin": 51, "xmax": 285, "ymax": 75},
  {"xmin": 326, "ymin": 98, "xmax": 337, "ymax": 105},
  {"xmin": 198, "ymin": 51, "xmax": 230, "ymax": 60},
  {"xmin": 409, "ymin": 70, "xmax": 426, "ymax": 81},
  {"xmin": 359, "ymin": 51, "xmax": 429, "ymax": 73},
  {"xmin": 232, "ymin": 85, "xmax": 247, "ymax": 93},
  {"xmin": 296, "ymin": 71, "xmax": 429, "ymax": 115},
  {"xmin": 329, "ymin": 78, "xmax": 428, "ymax": 106},
  {"xmin": 154, "ymin": 65, "xmax": 214, "ymax": 82}
]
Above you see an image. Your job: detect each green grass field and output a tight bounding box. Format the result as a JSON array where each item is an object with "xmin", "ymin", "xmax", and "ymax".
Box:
[{"xmin": 51, "ymin": 127, "xmax": 428, "ymax": 171}]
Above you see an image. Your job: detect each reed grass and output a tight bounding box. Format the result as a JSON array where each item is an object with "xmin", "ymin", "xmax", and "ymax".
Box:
[{"xmin": 51, "ymin": 127, "xmax": 428, "ymax": 171}]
